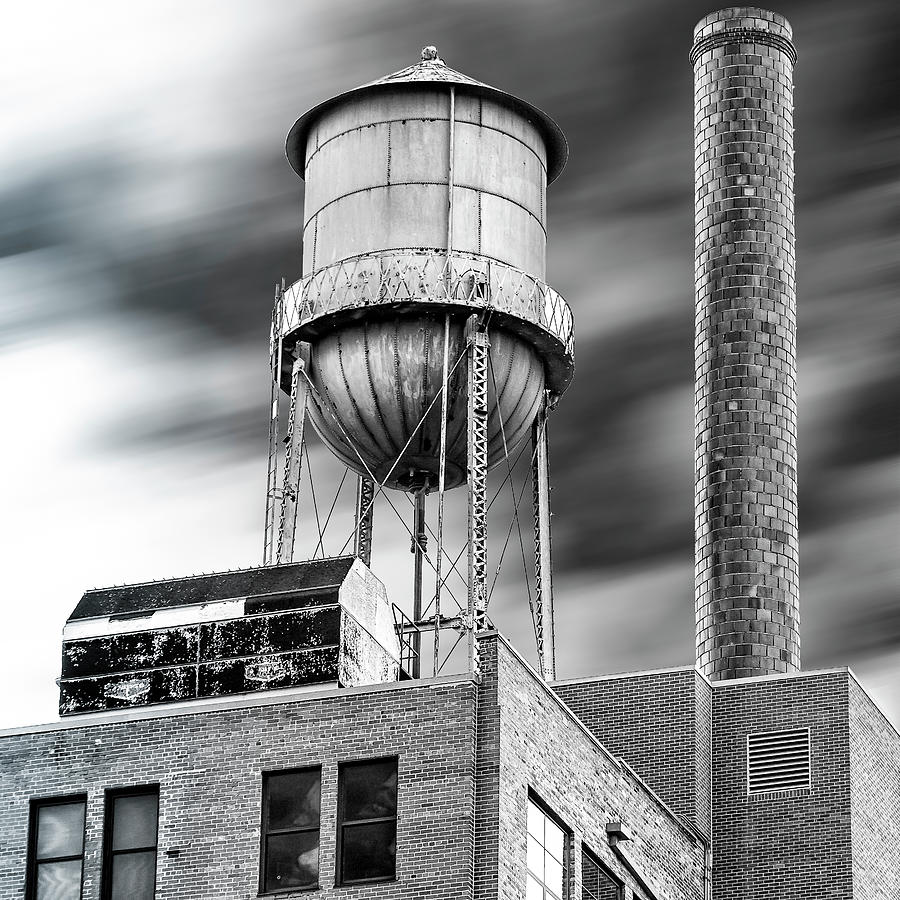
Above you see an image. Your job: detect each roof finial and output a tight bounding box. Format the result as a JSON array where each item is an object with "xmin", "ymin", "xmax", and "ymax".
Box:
[{"xmin": 421, "ymin": 46, "xmax": 443, "ymax": 64}]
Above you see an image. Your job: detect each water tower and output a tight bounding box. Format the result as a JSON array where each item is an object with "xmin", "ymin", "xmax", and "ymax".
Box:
[{"xmin": 262, "ymin": 47, "xmax": 573, "ymax": 679}]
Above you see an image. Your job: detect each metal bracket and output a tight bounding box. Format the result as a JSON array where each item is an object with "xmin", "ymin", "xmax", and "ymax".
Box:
[{"xmin": 353, "ymin": 476, "xmax": 375, "ymax": 566}]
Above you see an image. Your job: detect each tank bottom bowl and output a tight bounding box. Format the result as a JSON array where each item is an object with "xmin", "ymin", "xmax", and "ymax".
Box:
[{"xmin": 305, "ymin": 312, "xmax": 545, "ymax": 492}]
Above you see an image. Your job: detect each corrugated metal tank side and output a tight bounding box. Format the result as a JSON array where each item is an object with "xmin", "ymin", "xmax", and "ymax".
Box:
[{"xmin": 301, "ymin": 89, "xmax": 547, "ymax": 277}]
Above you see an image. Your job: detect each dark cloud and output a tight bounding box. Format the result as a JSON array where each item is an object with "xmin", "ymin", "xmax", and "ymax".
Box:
[
  {"xmin": 826, "ymin": 372, "xmax": 900, "ymax": 467},
  {"xmin": 549, "ymin": 315, "xmax": 693, "ymax": 570},
  {"xmin": 92, "ymin": 398, "xmax": 268, "ymax": 457}
]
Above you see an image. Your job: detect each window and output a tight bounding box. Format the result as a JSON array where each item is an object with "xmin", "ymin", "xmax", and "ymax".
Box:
[
  {"xmin": 582, "ymin": 846, "xmax": 622, "ymax": 900},
  {"xmin": 261, "ymin": 768, "xmax": 321, "ymax": 893},
  {"xmin": 102, "ymin": 787, "xmax": 158, "ymax": 900},
  {"xmin": 526, "ymin": 796, "xmax": 567, "ymax": 900},
  {"xmin": 27, "ymin": 795, "xmax": 86, "ymax": 900},
  {"xmin": 336, "ymin": 758, "xmax": 398, "ymax": 885}
]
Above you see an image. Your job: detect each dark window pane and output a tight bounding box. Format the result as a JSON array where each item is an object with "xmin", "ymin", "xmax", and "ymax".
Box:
[
  {"xmin": 341, "ymin": 820, "xmax": 396, "ymax": 882},
  {"xmin": 36, "ymin": 803, "xmax": 85, "ymax": 859},
  {"xmin": 265, "ymin": 831, "xmax": 319, "ymax": 891},
  {"xmin": 341, "ymin": 760, "xmax": 397, "ymax": 821},
  {"xmin": 112, "ymin": 794, "xmax": 158, "ymax": 851},
  {"xmin": 36, "ymin": 859, "xmax": 81, "ymax": 900},
  {"xmin": 267, "ymin": 770, "xmax": 321, "ymax": 831},
  {"xmin": 110, "ymin": 851, "xmax": 155, "ymax": 900}
]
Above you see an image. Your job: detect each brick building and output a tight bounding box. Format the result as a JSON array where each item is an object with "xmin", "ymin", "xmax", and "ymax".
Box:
[{"xmin": 1, "ymin": 7, "xmax": 898, "ymax": 900}]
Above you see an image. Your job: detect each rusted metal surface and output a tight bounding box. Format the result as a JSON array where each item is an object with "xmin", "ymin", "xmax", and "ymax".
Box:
[
  {"xmin": 244, "ymin": 588, "xmax": 337, "ymax": 615},
  {"xmin": 285, "ymin": 50, "xmax": 567, "ymax": 184},
  {"xmin": 338, "ymin": 615, "xmax": 400, "ymax": 687},
  {"xmin": 258, "ymin": 49, "xmax": 574, "ymax": 683},
  {"xmin": 68, "ymin": 557, "xmax": 357, "ymax": 620},
  {"xmin": 353, "ymin": 476, "xmax": 375, "ymax": 566},
  {"xmin": 61, "ymin": 627, "xmax": 197, "ymax": 679},
  {"xmin": 59, "ymin": 668, "xmax": 195, "ymax": 715},
  {"xmin": 278, "ymin": 62, "xmax": 572, "ymax": 502},
  {"xmin": 60, "ymin": 558, "xmax": 401, "ymax": 715},
  {"xmin": 60, "ymin": 606, "xmax": 343, "ymax": 715},
  {"xmin": 199, "ymin": 647, "xmax": 339, "ymax": 697},
  {"xmin": 200, "ymin": 607, "xmax": 340, "ymax": 660},
  {"xmin": 280, "ymin": 251, "xmax": 574, "ymax": 390},
  {"xmin": 302, "ymin": 316, "xmax": 544, "ymax": 493}
]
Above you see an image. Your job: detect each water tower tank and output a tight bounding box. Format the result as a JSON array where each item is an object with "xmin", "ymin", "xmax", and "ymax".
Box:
[{"xmin": 280, "ymin": 47, "xmax": 573, "ymax": 492}]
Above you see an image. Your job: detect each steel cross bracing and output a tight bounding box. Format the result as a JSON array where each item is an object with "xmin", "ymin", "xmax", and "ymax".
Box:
[
  {"xmin": 297, "ymin": 361, "xmax": 479, "ymax": 676},
  {"xmin": 296, "ymin": 358, "xmax": 469, "ymax": 611},
  {"xmin": 264, "ymin": 284, "xmax": 559, "ymax": 678}
]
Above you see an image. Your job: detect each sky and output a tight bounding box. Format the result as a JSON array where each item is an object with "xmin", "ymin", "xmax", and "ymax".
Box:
[{"xmin": 0, "ymin": 0, "xmax": 897, "ymax": 729}]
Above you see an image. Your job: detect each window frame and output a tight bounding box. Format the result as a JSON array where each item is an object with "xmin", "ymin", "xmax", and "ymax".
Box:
[
  {"xmin": 335, "ymin": 756, "xmax": 399, "ymax": 887},
  {"xmin": 101, "ymin": 784, "xmax": 159, "ymax": 900},
  {"xmin": 581, "ymin": 843, "xmax": 623, "ymax": 900},
  {"xmin": 526, "ymin": 791, "xmax": 570, "ymax": 900},
  {"xmin": 26, "ymin": 793, "xmax": 87, "ymax": 900},
  {"xmin": 259, "ymin": 766, "xmax": 322, "ymax": 895}
]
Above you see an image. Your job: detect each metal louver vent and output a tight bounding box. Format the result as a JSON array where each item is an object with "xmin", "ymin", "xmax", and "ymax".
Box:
[{"xmin": 747, "ymin": 729, "xmax": 811, "ymax": 794}]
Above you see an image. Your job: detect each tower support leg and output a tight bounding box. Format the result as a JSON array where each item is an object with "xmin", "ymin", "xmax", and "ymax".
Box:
[
  {"xmin": 263, "ymin": 284, "xmax": 284, "ymax": 565},
  {"xmin": 353, "ymin": 476, "xmax": 375, "ymax": 567},
  {"xmin": 410, "ymin": 489, "xmax": 427, "ymax": 678},
  {"xmin": 276, "ymin": 344, "xmax": 310, "ymax": 565},
  {"xmin": 466, "ymin": 316, "xmax": 490, "ymax": 671},
  {"xmin": 531, "ymin": 394, "xmax": 556, "ymax": 681}
]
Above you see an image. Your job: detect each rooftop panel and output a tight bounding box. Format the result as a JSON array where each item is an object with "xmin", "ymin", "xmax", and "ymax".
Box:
[{"xmin": 68, "ymin": 556, "xmax": 357, "ymax": 621}]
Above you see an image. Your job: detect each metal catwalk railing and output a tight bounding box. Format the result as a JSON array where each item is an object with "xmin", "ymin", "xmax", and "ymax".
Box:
[{"xmin": 278, "ymin": 250, "xmax": 574, "ymax": 361}]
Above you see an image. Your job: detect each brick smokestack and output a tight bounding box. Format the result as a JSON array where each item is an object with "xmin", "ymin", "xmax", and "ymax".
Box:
[{"xmin": 692, "ymin": 8, "xmax": 798, "ymax": 681}]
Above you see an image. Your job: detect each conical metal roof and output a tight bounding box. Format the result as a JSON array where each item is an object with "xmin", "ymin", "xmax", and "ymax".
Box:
[{"xmin": 286, "ymin": 46, "xmax": 567, "ymax": 183}]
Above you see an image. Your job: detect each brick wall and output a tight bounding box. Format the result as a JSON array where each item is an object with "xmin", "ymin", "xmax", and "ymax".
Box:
[
  {"xmin": 711, "ymin": 670, "xmax": 854, "ymax": 899},
  {"xmin": 692, "ymin": 7, "xmax": 800, "ymax": 680},
  {"xmin": 693, "ymin": 672, "xmax": 713, "ymax": 840},
  {"xmin": 474, "ymin": 649, "xmax": 501, "ymax": 900},
  {"xmin": 553, "ymin": 668, "xmax": 712, "ymax": 837},
  {"xmin": 489, "ymin": 638, "xmax": 706, "ymax": 900},
  {"xmin": 848, "ymin": 675, "xmax": 900, "ymax": 898},
  {"xmin": 0, "ymin": 676, "xmax": 476, "ymax": 900}
]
